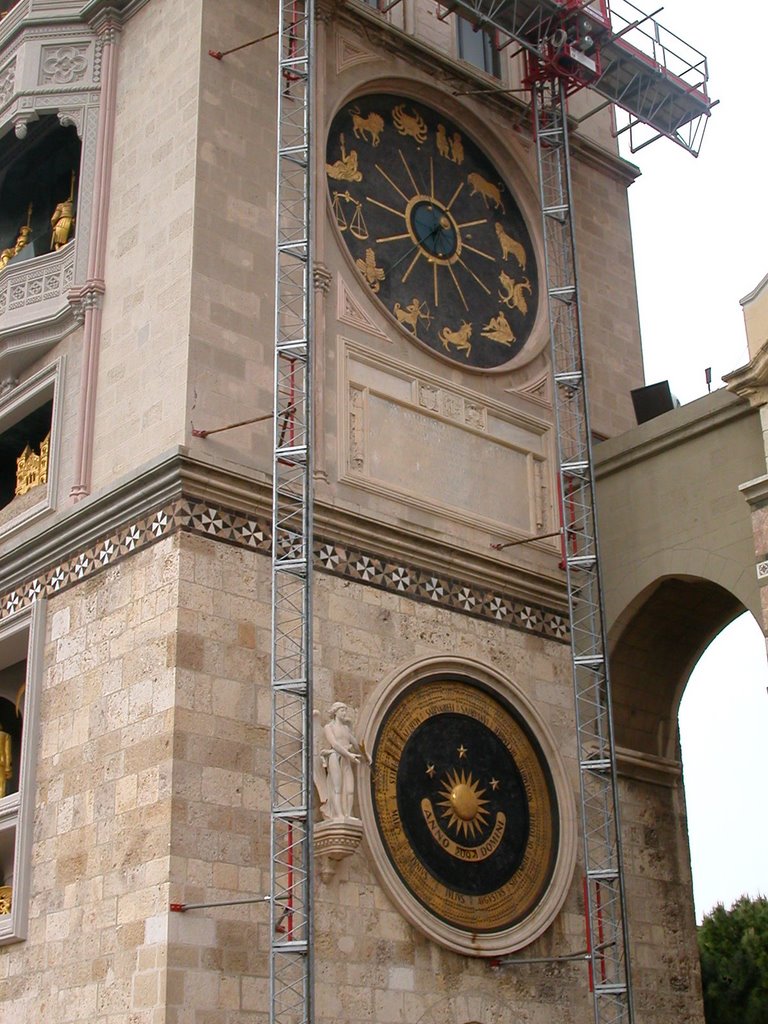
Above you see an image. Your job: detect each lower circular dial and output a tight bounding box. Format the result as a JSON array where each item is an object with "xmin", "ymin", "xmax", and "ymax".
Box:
[{"xmin": 371, "ymin": 678, "xmax": 559, "ymax": 934}]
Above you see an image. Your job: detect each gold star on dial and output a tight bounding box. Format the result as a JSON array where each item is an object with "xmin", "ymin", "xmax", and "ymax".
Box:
[
  {"xmin": 490, "ymin": 777, "xmax": 500, "ymax": 790},
  {"xmin": 457, "ymin": 744, "xmax": 467, "ymax": 759},
  {"xmin": 425, "ymin": 763, "xmax": 436, "ymax": 778}
]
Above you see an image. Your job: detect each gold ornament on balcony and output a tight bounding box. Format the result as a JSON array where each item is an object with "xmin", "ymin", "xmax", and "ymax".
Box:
[
  {"xmin": 0, "ymin": 729, "xmax": 11, "ymax": 799},
  {"xmin": 51, "ymin": 171, "xmax": 76, "ymax": 250},
  {"xmin": 15, "ymin": 432, "xmax": 50, "ymax": 497},
  {"xmin": 0, "ymin": 204, "xmax": 32, "ymax": 271}
]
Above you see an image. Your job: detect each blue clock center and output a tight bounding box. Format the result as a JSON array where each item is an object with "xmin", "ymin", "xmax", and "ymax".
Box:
[{"xmin": 410, "ymin": 201, "xmax": 458, "ymax": 259}]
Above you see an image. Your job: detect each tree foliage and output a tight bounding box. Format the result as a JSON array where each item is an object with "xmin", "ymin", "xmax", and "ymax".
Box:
[{"xmin": 697, "ymin": 895, "xmax": 768, "ymax": 1024}]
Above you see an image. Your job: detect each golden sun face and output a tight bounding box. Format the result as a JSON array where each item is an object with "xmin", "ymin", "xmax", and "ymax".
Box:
[{"xmin": 437, "ymin": 769, "xmax": 490, "ymax": 839}]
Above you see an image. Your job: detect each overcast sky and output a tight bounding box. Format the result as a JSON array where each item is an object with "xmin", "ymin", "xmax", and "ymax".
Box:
[{"xmin": 616, "ymin": 0, "xmax": 768, "ymax": 920}]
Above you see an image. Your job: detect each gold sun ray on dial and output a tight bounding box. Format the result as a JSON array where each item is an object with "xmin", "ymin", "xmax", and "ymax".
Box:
[{"xmin": 436, "ymin": 768, "xmax": 491, "ymax": 839}]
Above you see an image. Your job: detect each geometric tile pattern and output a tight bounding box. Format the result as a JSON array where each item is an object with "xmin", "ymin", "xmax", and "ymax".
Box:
[
  {"xmin": 0, "ymin": 496, "xmax": 570, "ymax": 643},
  {"xmin": 315, "ymin": 538, "xmax": 570, "ymax": 643}
]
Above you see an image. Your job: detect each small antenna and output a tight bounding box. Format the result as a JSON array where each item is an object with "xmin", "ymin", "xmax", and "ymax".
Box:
[{"xmin": 705, "ymin": 367, "xmax": 712, "ymax": 393}]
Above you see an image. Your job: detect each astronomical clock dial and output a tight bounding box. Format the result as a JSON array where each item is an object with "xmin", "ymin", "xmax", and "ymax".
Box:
[
  {"xmin": 326, "ymin": 94, "xmax": 539, "ymax": 369},
  {"xmin": 371, "ymin": 679, "xmax": 558, "ymax": 937}
]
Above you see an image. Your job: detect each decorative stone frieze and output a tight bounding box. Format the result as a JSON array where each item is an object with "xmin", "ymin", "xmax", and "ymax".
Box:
[
  {"xmin": 0, "ymin": 247, "xmax": 75, "ymax": 314},
  {"xmin": 0, "ymin": 57, "xmax": 14, "ymax": 106},
  {"xmin": 39, "ymin": 42, "xmax": 89, "ymax": 84},
  {"xmin": 0, "ymin": 457, "xmax": 570, "ymax": 643}
]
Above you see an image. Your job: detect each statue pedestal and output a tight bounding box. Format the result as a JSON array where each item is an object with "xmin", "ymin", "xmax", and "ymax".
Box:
[{"xmin": 314, "ymin": 818, "xmax": 364, "ymax": 882}]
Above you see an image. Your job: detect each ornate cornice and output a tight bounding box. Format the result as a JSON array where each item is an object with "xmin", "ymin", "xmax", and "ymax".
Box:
[
  {"xmin": 0, "ymin": 449, "xmax": 570, "ymax": 643},
  {"xmin": 723, "ymin": 339, "xmax": 768, "ymax": 409}
]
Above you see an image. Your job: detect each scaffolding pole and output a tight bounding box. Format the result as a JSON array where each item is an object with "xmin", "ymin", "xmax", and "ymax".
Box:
[
  {"xmin": 531, "ymin": 72, "xmax": 633, "ymax": 1024},
  {"xmin": 270, "ymin": 2, "xmax": 314, "ymax": 1024}
]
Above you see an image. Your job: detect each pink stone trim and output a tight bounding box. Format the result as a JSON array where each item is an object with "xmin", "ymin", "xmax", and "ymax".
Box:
[{"xmin": 70, "ymin": 26, "xmax": 119, "ymax": 501}]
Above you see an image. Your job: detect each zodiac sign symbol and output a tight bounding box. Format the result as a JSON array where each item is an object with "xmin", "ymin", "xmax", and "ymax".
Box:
[
  {"xmin": 356, "ymin": 248, "xmax": 386, "ymax": 292},
  {"xmin": 332, "ymin": 191, "xmax": 368, "ymax": 239},
  {"xmin": 392, "ymin": 104, "xmax": 428, "ymax": 144},
  {"xmin": 498, "ymin": 271, "xmax": 532, "ymax": 315},
  {"xmin": 439, "ymin": 320, "xmax": 473, "ymax": 358},
  {"xmin": 449, "ymin": 132, "xmax": 464, "ymax": 165},
  {"xmin": 394, "ymin": 298, "xmax": 432, "ymax": 338},
  {"xmin": 350, "ymin": 106, "xmax": 385, "ymax": 147},
  {"xmin": 494, "ymin": 223, "xmax": 527, "ymax": 270},
  {"xmin": 326, "ymin": 134, "xmax": 363, "ymax": 182},
  {"xmin": 467, "ymin": 172, "xmax": 505, "ymax": 212},
  {"xmin": 481, "ymin": 311, "xmax": 516, "ymax": 346},
  {"xmin": 436, "ymin": 123, "xmax": 450, "ymax": 158}
]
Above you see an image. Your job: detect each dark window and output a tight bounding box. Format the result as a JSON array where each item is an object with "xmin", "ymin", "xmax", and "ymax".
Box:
[
  {"xmin": 0, "ymin": 117, "xmax": 81, "ymax": 264},
  {"xmin": 457, "ymin": 19, "xmax": 500, "ymax": 77},
  {"xmin": 0, "ymin": 400, "xmax": 53, "ymax": 510}
]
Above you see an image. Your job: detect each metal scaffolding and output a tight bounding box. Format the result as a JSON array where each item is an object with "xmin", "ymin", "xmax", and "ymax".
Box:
[
  {"xmin": 530, "ymin": 68, "xmax": 633, "ymax": 1024},
  {"xmin": 270, "ymin": 2, "xmax": 314, "ymax": 1024}
]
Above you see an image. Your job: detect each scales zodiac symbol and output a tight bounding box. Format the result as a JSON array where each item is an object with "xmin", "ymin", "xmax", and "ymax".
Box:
[{"xmin": 332, "ymin": 190, "xmax": 369, "ymax": 240}]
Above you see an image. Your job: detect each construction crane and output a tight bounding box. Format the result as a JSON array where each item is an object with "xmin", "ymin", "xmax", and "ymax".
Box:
[{"xmin": 269, "ymin": 3, "xmax": 713, "ymax": 1024}]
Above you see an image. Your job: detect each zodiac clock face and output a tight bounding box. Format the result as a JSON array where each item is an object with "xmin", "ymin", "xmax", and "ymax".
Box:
[
  {"xmin": 370, "ymin": 678, "xmax": 559, "ymax": 942},
  {"xmin": 326, "ymin": 94, "xmax": 539, "ymax": 369}
]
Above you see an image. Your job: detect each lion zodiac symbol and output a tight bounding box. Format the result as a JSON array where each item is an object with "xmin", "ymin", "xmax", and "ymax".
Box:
[{"xmin": 350, "ymin": 106, "xmax": 384, "ymax": 147}]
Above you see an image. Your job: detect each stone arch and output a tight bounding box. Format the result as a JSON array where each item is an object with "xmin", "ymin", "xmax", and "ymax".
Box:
[{"xmin": 609, "ymin": 574, "xmax": 748, "ymax": 761}]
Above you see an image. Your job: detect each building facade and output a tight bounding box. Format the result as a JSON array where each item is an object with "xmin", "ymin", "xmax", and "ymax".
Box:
[{"xmin": 0, "ymin": 1, "xmax": 720, "ymax": 1022}]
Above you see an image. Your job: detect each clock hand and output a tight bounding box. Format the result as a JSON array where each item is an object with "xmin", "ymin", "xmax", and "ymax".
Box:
[{"xmin": 389, "ymin": 223, "xmax": 441, "ymax": 274}]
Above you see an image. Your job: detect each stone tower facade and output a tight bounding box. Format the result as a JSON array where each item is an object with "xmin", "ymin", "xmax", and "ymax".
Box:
[{"xmin": 0, "ymin": 2, "xmax": 708, "ymax": 1023}]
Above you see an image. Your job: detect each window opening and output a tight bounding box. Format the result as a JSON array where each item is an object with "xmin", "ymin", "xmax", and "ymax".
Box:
[
  {"xmin": 0, "ymin": 400, "xmax": 53, "ymax": 511},
  {"xmin": 0, "ymin": 119, "xmax": 81, "ymax": 271},
  {"xmin": 457, "ymin": 19, "xmax": 500, "ymax": 77},
  {"xmin": 0, "ymin": 607, "xmax": 40, "ymax": 944}
]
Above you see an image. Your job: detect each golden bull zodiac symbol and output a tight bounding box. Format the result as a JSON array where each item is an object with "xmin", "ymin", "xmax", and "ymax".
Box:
[{"xmin": 467, "ymin": 172, "xmax": 505, "ymax": 212}]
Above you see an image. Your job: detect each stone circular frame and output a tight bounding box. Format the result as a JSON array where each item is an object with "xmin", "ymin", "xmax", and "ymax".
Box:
[
  {"xmin": 358, "ymin": 657, "xmax": 577, "ymax": 956},
  {"xmin": 326, "ymin": 93, "xmax": 540, "ymax": 370}
]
